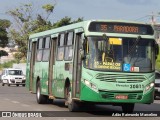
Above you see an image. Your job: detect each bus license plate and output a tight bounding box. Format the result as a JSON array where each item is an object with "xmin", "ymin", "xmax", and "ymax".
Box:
[{"xmin": 115, "ymin": 95, "xmax": 128, "ymax": 99}]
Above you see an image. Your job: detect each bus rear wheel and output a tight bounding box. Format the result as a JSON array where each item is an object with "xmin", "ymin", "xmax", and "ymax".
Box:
[
  {"xmin": 36, "ymin": 81, "xmax": 47, "ymax": 104},
  {"xmin": 122, "ymin": 103, "xmax": 135, "ymax": 113}
]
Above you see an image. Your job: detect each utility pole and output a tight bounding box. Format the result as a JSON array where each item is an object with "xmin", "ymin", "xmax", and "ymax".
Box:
[
  {"xmin": 150, "ymin": 12, "xmax": 157, "ymax": 25},
  {"xmin": 151, "ymin": 12, "xmax": 160, "ymax": 44}
]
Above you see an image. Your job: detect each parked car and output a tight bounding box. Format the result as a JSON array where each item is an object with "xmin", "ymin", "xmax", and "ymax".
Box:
[
  {"xmin": 155, "ymin": 71, "xmax": 160, "ymax": 99},
  {"xmin": 1, "ymin": 68, "xmax": 26, "ymax": 87}
]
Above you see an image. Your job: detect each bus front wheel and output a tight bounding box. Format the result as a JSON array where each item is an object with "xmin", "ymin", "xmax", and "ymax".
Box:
[
  {"xmin": 122, "ymin": 103, "xmax": 135, "ymax": 113},
  {"xmin": 68, "ymin": 99, "xmax": 79, "ymax": 112},
  {"xmin": 65, "ymin": 87, "xmax": 79, "ymax": 112},
  {"xmin": 36, "ymin": 81, "xmax": 47, "ymax": 104}
]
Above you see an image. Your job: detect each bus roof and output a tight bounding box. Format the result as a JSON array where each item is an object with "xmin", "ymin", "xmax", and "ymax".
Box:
[{"xmin": 29, "ymin": 19, "xmax": 152, "ymax": 39}]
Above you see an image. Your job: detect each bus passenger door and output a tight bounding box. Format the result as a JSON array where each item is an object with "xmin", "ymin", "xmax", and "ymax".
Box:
[
  {"xmin": 29, "ymin": 41, "xmax": 37, "ymax": 92},
  {"xmin": 48, "ymin": 38, "xmax": 56, "ymax": 98},
  {"xmin": 72, "ymin": 33, "xmax": 83, "ymax": 98}
]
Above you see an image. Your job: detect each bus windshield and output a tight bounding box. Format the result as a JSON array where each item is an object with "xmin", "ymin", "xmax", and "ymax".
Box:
[{"xmin": 84, "ymin": 36, "xmax": 155, "ymax": 72}]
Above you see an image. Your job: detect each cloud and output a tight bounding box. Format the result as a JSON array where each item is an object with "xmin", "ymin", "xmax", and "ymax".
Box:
[{"xmin": 117, "ymin": 0, "xmax": 153, "ymax": 5}]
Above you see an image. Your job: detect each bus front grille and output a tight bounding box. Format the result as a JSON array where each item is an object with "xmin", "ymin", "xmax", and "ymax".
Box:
[{"xmin": 96, "ymin": 74, "xmax": 146, "ymax": 83}]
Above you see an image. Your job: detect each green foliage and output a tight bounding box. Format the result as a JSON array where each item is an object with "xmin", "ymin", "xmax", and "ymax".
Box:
[
  {"xmin": 8, "ymin": 3, "xmax": 83, "ymax": 61},
  {"xmin": 0, "ymin": 60, "xmax": 16, "ymax": 70},
  {"xmin": 42, "ymin": 4, "xmax": 54, "ymax": 13},
  {"xmin": 53, "ymin": 16, "xmax": 83, "ymax": 28},
  {"xmin": 0, "ymin": 19, "xmax": 11, "ymax": 47},
  {"xmin": 13, "ymin": 52, "xmax": 24, "ymax": 63},
  {"xmin": 7, "ymin": 3, "xmax": 55, "ymax": 59},
  {"xmin": 0, "ymin": 50, "xmax": 8, "ymax": 57},
  {"xmin": 0, "ymin": 19, "xmax": 11, "ymax": 28}
]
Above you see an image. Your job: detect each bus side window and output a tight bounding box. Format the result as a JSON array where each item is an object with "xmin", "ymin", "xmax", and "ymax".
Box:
[
  {"xmin": 57, "ymin": 34, "xmax": 65, "ymax": 60},
  {"xmin": 37, "ymin": 38, "xmax": 43, "ymax": 61},
  {"xmin": 64, "ymin": 32, "xmax": 74, "ymax": 60},
  {"xmin": 83, "ymin": 39, "xmax": 89, "ymax": 67},
  {"xmin": 42, "ymin": 37, "xmax": 50, "ymax": 61}
]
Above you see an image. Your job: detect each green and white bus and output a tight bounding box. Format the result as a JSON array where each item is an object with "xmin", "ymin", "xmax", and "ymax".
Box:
[{"xmin": 26, "ymin": 20, "xmax": 159, "ymax": 112}]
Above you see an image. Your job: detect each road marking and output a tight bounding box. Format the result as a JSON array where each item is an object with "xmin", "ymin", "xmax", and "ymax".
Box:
[
  {"xmin": 21, "ymin": 104, "xmax": 30, "ymax": 107},
  {"xmin": 11, "ymin": 101, "xmax": 20, "ymax": 104}
]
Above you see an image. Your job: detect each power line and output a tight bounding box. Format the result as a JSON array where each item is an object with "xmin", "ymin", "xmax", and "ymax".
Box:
[
  {"xmin": 134, "ymin": 13, "xmax": 160, "ymax": 24},
  {"xmin": 134, "ymin": 15, "xmax": 149, "ymax": 21}
]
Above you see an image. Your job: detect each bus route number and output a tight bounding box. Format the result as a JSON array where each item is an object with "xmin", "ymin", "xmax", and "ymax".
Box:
[{"xmin": 130, "ymin": 84, "xmax": 144, "ymax": 89}]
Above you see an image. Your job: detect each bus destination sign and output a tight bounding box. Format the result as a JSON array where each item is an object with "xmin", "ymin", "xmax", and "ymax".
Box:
[{"xmin": 88, "ymin": 22, "xmax": 154, "ymax": 35}]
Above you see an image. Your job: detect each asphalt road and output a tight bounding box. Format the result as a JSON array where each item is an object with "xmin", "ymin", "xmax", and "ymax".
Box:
[{"xmin": 0, "ymin": 83, "xmax": 160, "ymax": 120}]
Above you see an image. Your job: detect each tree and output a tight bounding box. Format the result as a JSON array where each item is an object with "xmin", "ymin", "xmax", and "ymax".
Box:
[
  {"xmin": 53, "ymin": 16, "xmax": 83, "ymax": 28},
  {"xmin": 8, "ymin": 3, "xmax": 83, "ymax": 61},
  {"xmin": 42, "ymin": 4, "xmax": 54, "ymax": 20},
  {"xmin": 0, "ymin": 19, "xmax": 11, "ymax": 47},
  {"xmin": 0, "ymin": 50, "xmax": 8, "ymax": 57},
  {"xmin": 7, "ymin": 3, "xmax": 55, "ymax": 59},
  {"xmin": 0, "ymin": 50, "xmax": 8, "ymax": 66}
]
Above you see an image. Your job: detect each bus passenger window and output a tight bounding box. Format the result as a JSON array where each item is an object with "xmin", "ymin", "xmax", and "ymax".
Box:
[
  {"xmin": 57, "ymin": 34, "xmax": 65, "ymax": 60},
  {"xmin": 42, "ymin": 37, "xmax": 50, "ymax": 61},
  {"xmin": 37, "ymin": 38, "xmax": 43, "ymax": 61},
  {"xmin": 64, "ymin": 32, "xmax": 74, "ymax": 60}
]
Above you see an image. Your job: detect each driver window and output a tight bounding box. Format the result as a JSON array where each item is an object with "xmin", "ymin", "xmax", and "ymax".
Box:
[{"xmin": 83, "ymin": 39, "xmax": 89, "ymax": 68}]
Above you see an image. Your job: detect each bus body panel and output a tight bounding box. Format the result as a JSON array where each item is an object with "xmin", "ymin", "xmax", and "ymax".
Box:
[
  {"xmin": 80, "ymin": 83, "xmax": 154, "ymax": 104},
  {"xmin": 52, "ymin": 61, "xmax": 73, "ymax": 98},
  {"xmin": 80, "ymin": 67, "xmax": 155, "ymax": 103}
]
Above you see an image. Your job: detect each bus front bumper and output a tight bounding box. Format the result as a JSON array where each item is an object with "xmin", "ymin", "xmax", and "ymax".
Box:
[{"xmin": 80, "ymin": 84, "xmax": 154, "ymax": 104}]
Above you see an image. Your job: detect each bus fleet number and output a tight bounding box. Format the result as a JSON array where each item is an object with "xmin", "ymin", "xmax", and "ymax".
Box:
[{"xmin": 130, "ymin": 84, "xmax": 144, "ymax": 89}]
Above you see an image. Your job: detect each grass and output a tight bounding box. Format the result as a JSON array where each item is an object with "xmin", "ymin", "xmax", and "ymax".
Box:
[{"xmin": 0, "ymin": 60, "xmax": 17, "ymax": 70}]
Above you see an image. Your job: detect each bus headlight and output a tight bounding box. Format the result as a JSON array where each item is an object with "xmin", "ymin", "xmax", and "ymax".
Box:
[
  {"xmin": 84, "ymin": 79, "xmax": 98, "ymax": 92},
  {"xmin": 145, "ymin": 82, "xmax": 154, "ymax": 92},
  {"xmin": 84, "ymin": 79, "xmax": 90, "ymax": 86}
]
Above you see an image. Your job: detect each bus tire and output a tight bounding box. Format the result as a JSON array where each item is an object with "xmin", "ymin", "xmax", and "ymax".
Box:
[
  {"xmin": 68, "ymin": 99, "xmax": 79, "ymax": 112},
  {"xmin": 122, "ymin": 103, "xmax": 135, "ymax": 113},
  {"xmin": 65, "ymin": 87, "xmax": 79, "ymax": 112},
  {"xmin": 36, "ymin": 81, "xmax": 47, "ymax": 104}
]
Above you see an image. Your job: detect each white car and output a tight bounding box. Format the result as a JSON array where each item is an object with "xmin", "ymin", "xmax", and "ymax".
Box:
[
  {"xmin": 1, "ymin": 68, "xmax": 26, "ymax": 87},
  {"xmin": 155, "ymin": 71, "xmax": 160, "ymax": 99}
]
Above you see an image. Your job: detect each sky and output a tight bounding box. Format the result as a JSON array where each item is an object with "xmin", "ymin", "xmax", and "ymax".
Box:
[{"xmin": 0, "ymin": 0, "xmax": 160, "ymax": 23}]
